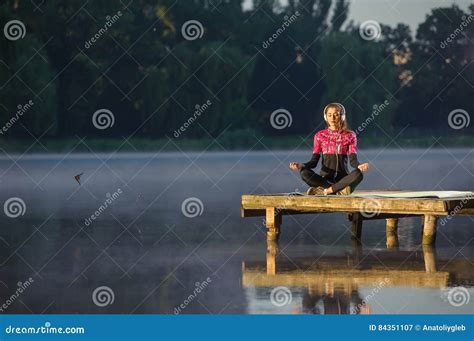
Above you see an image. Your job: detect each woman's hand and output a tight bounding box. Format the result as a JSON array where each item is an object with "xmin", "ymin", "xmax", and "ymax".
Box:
[
  {"xmin": 289, "ymin": 162, "xmax": 303, "ymax": 171},
  {"xmin": 358, "ymin": 163, "xmax": 369, "ymax": 173}
]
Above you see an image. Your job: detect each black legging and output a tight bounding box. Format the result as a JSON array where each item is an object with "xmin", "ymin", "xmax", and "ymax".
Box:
[{"xmin": 300, "ymin": 167, "xmax": 363, "ymax": 193}]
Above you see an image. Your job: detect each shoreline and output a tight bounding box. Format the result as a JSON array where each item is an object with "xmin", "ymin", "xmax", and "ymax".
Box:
[
  {"xmin": 0, "ymin": 145, "xmax": 471, "ymax": 160},
  {"xmin": 0, "ymin": 135, "xmax": 472, "ymax": 154}
]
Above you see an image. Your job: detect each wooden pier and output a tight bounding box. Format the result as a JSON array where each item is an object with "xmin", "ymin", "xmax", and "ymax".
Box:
[{"xmin": 240, "ymin": 190, "xmax": 474, "ymax": 246}]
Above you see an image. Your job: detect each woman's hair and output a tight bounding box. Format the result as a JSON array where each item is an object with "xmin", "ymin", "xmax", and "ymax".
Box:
[{"xmin": 324, "ymin": 103, "xmax": 351, "ymax": 132}]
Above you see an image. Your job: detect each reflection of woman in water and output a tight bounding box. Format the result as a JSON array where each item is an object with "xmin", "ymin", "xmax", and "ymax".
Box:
[
  {"xmin": 302, "ymin": 289, "xmax": 365, "ymax": 314},
  {"xmin": 289, "ymin": 103, "xmax": 370, "ymax": 195}
]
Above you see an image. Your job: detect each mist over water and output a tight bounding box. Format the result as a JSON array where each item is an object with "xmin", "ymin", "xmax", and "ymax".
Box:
[{"xmin": 0, "ymin": 149, "xmax": 472, "ymax": 313}]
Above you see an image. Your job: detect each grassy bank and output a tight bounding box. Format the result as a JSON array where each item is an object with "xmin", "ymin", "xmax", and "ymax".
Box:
[{"xmin": 0, "ymin": 133, "xmax": 472, "ymax": 154}]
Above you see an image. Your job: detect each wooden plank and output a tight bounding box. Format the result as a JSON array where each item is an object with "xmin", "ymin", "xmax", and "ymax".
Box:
[
  {"xmin": 360, "ymin": 213, "xmax": 420, "ymax": 220},
  {"xmin": 242, "ymin": 194, "xmax": 448, "ymax": 212},
  {"xmin": 454, "ymin": 208, "xmax": 474, "ymax": 215},
  {"xmin": 445, "ymin": 197, "xmax": 474, "ymax": 211},
  {"xmin": 456, "ymin": 208, "xmax": 474, "ymax": 215},
  {"xmin": 242, "ymin": 207, "xmax": 421, "ymax": 221},
  {"xmin": 242, "ymin": 207, "xmax": 420, "ymax": 220},
  {"xmin": 241, "ymin": 194, "xmax": 452, "ymax": 215},
  {"xmin": 240, "ymin": 207, "xmax": 265, "ymax": 217},
  {"xmin": 242, "ymin": 270, "xmax": 449, "ymax": 290},
  {"xmin": 445, "ymin": 196, "xmax": 474, "ymax": 216}
]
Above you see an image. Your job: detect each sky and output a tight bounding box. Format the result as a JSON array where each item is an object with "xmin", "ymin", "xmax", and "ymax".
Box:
[{"xmin": 242, "ymin": 0, "xmax": 472, "ymax": 35}]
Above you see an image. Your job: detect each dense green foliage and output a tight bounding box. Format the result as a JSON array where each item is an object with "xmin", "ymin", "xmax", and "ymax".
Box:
[{"xmin": 0, "ymin": 0, "xmax": 472, "ymax": 143}]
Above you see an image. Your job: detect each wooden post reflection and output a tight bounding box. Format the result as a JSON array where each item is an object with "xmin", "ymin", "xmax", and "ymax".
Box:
[
  {"xmin": 266, "ymin": 240, "xmax": 278, "ymax": 275},
  {"xmin": 423, "ymin": 244, "xmax": 437, "ymax": 273},
  {"xmin": 351, "ymin": 213, "xmax": 363, "ymax": 242},
  {"xmin": 386, "ymin": 218, "xmax": 399, "ymax": 248},
  {"xmin": 350, "ymin": 239, "xmax": 362, "ymax": 266}
]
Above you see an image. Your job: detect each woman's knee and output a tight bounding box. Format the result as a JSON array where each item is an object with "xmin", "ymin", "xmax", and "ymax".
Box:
[
  {"xmin": 349, "ymin": 168, "xmax": 363, "ymax": 182},
  {"xmin": 354, "ymin": 169, "xmax": 364, "ymax": 182},
  {"xmin": 300, "ymin": 168, "xmax": 312, "ymax": 182}
]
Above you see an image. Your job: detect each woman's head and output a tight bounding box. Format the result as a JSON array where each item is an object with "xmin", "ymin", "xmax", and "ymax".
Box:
[{"xmin": 323, "ymin": 103, "xmax": 349, "ymax": 131}]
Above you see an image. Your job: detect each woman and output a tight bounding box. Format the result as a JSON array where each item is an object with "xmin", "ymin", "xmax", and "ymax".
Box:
[{"xmin": 289, "ymin": 103, "xmax": 369, "ymax": 195}]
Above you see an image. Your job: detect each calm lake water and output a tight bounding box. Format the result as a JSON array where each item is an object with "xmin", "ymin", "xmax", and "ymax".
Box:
[{"xmin": 0, "ymin": 149, "xmax": 473, "ymax": 314}]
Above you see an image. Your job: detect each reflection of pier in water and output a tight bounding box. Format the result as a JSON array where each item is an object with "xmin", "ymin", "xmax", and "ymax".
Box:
[{"xmin": 242, "ymin": 241, "xmax": 473, "ymax": 313}]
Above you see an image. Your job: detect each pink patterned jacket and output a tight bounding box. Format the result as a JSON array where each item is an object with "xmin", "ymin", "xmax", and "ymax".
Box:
[{"xmin": 303, "ymin": 128, "xmax": 360, "ymax": 175}]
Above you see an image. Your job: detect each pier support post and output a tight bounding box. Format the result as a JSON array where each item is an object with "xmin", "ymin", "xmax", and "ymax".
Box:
[
  {"xmin": 386, "ymin": 218, "xmax": 399, "ymax": 248},
  {"xmin": 420, "ymin": 216, "xmax": 424, "ymax": 240},
  {"xmin": 422, "ymin": 215, "xmax": 438, "ymax": 245},
  {"xmin": 351, "ymin": 213, "xmax": 363, "ymax": 242},
  {"xmin": 266, "ymin": 207, "xmax": 281, "ymax": 241}
]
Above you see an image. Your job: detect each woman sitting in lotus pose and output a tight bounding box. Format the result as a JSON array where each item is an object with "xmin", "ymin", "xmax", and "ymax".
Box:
[{"xmin": 289, "ymin": 103, "xmax": 369, "ymax": 195}]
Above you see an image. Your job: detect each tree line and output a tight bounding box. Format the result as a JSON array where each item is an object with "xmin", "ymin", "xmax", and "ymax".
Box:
[{"xmin": 0, "ymin": 0, "xmax": 472, "ymax": 141}]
